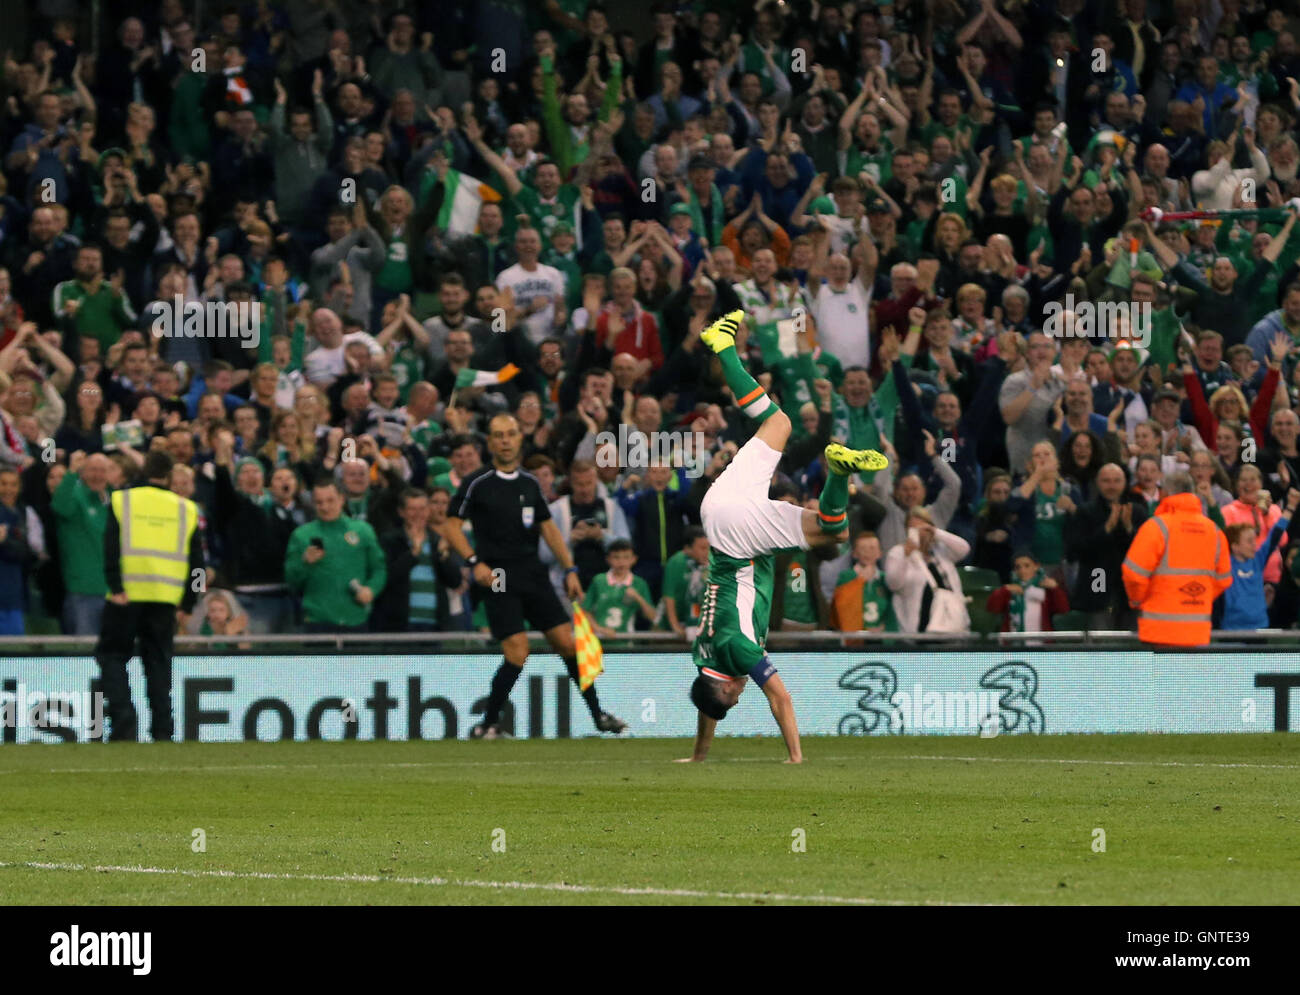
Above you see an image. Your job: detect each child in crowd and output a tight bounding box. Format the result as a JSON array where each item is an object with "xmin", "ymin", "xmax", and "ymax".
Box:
[
  {"xmin": 1221, "ymin": 489, "xmax": 1299, "ymax": 630},
  {"xmin": 986, "ymin": 549, "xmax": 1069, "ymax": 633}
]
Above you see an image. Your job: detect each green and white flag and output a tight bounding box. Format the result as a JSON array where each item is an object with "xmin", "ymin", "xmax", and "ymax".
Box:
[
  {"xmin": 436, "ymin": 169, "xmax": 503, "ymax": 235},
  {"xmin": 454, "ymin": 363, "xmax": 520, "ymax": 389}
]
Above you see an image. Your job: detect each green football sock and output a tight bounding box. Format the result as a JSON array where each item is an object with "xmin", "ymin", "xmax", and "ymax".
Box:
[
  {"xmin": 818, "ymin": 472, "xmax": 849, "ymax": 533},
  {"xmin": 718, "ymin": 346, "xmax": 776, "ymax": 423}
]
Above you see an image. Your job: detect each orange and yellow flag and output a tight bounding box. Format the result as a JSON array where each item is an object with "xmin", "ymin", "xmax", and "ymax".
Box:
[{"xmin": 571, "ymin": 602, "xmax": 604, "ymax": 690}]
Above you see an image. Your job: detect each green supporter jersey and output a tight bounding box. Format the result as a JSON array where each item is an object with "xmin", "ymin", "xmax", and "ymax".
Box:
[
  {"xmin": 53, "ymin": 280, "xmax": 137, "ymax": 351},
  {"xmin": 740, "ymin": 43, "xmax": 791, "ymax": 95},
  {"xmin": 543, "ymin": 248, "xmax": 584, "ymax": 311},
  {"xmin": 283, "ymin": 517, "xmax": 387, "ymax": 628},
  {"xmin": 410, "ymin": 415, "xmax": 443, "ymax": 455},
  {"xmin": 781, "ymin": 552, "xmax": 818, "ymax": 625},
  {"xmin": 692, "ymin": 546, "xmax": 790, "ymax": 677},
  {"xmin": 767, "ymin": 347, "xmax": 845, "ymax": 439},
  {"xmin": 917, "ymin": 114, "xmax": 974, "ymax": 149},
  {"xmin": 1218, "ymin": 61, "xmax": 1278, "ymax": 99},
  {"xmin": 375, "ymin": 231, "xmax": 412, "ymax": 292},
  {"xmin": 1031, "ymin": 487, "xmax": 1068, "ymax": 566},
  {"xmin": 834, "ymin": 569, "xmax": 899, "ymax": 631},
  {"xmin": 845, "ymin": 139, "xmax": 894, "ymax": 184},
  {"xmin": 390, "ymin": 344, "xmax": 425, "ymax": 404},
  {"xmin": 661, "ymin": 549, "xmax": 707, "ymax": 630},
  {"xmin": 50, "ymin": 471, "xmax": 110, "ymax": 596},
  {"xmin": 902, "ymin": 216, "xmax": 929, "ymax": 259},
  {"xmin": 512, "ymin": 184, "xmax": 580, "ymax": 249},
  {"xmin": 587, "ymin": 250, "xmax": 616, "ymax": 277},
  {"xmin": 830, "ymin": 356, "xmax": 907, "ymax": 450},
  {"xmin": 583, "ymin": 571, "xmax": 653, "ymax": 634},
  {"xmin": 1224, "ymin": 220, "xmax": 1300, "ymax": 325},
  {"xmin": 1145, "ymin": 306, "xmax": 1184, "ymax": 376}
]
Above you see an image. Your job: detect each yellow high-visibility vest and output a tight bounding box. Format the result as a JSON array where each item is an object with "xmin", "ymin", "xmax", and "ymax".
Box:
[{"xmin": 110, "ymin": 486, "xmax": 198, "ymax": 606}]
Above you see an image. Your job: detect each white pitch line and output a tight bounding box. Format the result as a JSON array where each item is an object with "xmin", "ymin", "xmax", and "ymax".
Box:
[
  {"xmin": 898, "ymin": 754, "xmax": 1300, "ymax": 771},
  {"xmin": 1, "ymin": 752, "xmax": 1298, "ymax": 777},
  {"xmin": 0, "ymin": 860, "xmax": 999, "ymax": 906},
  {"xmin": 0, "ymin": 756, "xmax": 824, "ymax": 776}
]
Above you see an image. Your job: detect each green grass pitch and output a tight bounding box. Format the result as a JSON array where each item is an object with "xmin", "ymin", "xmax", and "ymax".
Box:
[{"xmin": 1, "ymin": 734, "xmax": 1297, "ymax": 905}]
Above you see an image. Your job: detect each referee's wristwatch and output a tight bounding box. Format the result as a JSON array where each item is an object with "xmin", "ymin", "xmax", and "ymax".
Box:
[
  {"xmin": 565, "ymin": 565, "xmax": 579, "ymax": 575},
  {"xmin": 467, "ymin": 554, "xmax": 479, "ymax": 567}
]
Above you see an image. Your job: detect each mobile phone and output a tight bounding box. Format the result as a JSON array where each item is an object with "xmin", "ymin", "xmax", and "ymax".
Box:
[{"xmin": 309, "ymin": 538, "xmax": 324, "ymax": 550}]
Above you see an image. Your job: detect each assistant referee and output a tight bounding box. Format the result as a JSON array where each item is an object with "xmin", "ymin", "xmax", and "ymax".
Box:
[
  {"xmin": 97, "ymin": 450, "xmax": 204, "ymax": 742},
  {"xmin": 441, "ymin": 413, "xmax": 627, "ymax": 738}
]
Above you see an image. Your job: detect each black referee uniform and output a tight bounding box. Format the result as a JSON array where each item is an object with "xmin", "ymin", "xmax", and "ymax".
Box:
[
  {"xmin": 451, "ymin": 465, "xmax": 569, "ymax": 640},
  {"xmin": 449, "ymin": 463, "xmax": 624, "ymax": 737}
]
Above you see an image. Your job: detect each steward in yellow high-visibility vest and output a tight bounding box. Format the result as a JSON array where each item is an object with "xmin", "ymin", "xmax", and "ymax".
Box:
[{"xmin": 95, "ymin": 450, "xmax": 205, "ymax": 743}]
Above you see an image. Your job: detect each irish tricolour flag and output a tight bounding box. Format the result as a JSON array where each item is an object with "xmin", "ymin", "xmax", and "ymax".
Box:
[
  {"xmin": 437, "ymin": 169, "xmax": 503, "ymax": 235},
  {"xmin": 453, "ymin": 363, "xmax": 520, "ymax": 390}
]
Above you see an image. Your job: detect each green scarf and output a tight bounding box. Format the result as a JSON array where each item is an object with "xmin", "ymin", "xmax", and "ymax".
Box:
[
  {"xmin": 1009, "ymin": 569, "xmax": 1046, "ymax": 632},
  {"xmin": 689, "ymin": 184, "xmax": 724, "ymax": 246}
]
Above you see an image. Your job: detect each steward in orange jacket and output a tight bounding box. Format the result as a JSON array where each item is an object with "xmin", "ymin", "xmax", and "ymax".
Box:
[{"xmin": 1122, "ymin": 488, "xmax": 1232, "ymax": 646}]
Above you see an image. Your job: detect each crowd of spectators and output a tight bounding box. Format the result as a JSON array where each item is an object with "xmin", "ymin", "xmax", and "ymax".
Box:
[{"xmin": 5, "ymin": 0, "xmax": 1300, "ymax": 639}]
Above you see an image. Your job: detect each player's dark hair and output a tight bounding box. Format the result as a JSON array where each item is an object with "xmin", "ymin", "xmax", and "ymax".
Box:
[
  {"xmin": 768, "ymin": 480, "xmax": 799, "ymax": 502},
  {"xmin": 690, "ymin": 675, "xmax": 731, "ymax": 721}
]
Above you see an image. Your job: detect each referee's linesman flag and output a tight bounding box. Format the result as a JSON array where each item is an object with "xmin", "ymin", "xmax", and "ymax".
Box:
[{"xmin": 571, "ymin": 603, "xmax": 604, "ymax": 690}]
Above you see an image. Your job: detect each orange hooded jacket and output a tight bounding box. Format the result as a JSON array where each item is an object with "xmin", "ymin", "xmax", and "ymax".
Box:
[{"xmin": 1122, "ymin": 493, "xmax": 1232, "ymax": 646}]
